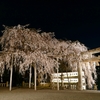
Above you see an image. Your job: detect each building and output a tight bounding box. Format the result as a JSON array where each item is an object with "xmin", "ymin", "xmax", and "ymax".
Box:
[{"xmin": 51, "ymin": 72, "xmax": 86, "ymax": 90}]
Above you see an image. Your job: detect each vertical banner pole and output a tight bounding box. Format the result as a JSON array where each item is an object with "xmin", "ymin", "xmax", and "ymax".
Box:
[{"xmin": 29, "ymin": 66, "xmax": 32, "ymax": 88}]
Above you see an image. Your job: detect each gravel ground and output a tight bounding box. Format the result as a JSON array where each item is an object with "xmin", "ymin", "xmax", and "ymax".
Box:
[{"xmin": 0, "ymin": 88, "xmax": 100, "ymax": 100}]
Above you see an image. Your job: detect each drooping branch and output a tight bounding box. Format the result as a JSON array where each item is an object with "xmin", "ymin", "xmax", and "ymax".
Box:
[{"xmin": 0, "ymin": 24, "xmax": 97, "ymax": 88}]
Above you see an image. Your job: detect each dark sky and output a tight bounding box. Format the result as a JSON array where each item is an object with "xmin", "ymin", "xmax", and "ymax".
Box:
[{"xmin": 0, "ymin": 1, "xmax": 100, "ymax": 49}]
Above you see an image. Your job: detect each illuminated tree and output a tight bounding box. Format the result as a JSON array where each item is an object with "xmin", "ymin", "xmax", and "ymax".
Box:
[
  {"xmin": 0, "ymin": 25, "xmax": 58, "ymax": 90},
  {"xmin": 0, "ymin": 24, "xmax": 97, "ymax": 90}
]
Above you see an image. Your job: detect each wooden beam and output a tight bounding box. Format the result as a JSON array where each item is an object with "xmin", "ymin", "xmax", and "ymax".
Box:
[
  {"xmin": 81, "ymin": 47, "xmax": 100, "ymax": 55},
  {"xmin": 82, "ymin": 56, "xmax": 100, "ymax": 62}
]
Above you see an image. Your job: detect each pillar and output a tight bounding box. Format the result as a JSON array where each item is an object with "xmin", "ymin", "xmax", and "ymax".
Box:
[
  {"xmin": 9, "ymin": 54, "xmax": 13, "ymax": 91},
  {"xmin": 78, "ymin": 62, "xmax": 83, "ymax": 90}
]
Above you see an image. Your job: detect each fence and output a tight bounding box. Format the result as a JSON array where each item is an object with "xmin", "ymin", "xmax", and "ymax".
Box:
[
  {"xmin": 22, "ymin": 81, "xmax": 34, "ymax": 88},
  {"xmin": 0, "ymin": 82, "xmax": 8, "ymax": 87}
]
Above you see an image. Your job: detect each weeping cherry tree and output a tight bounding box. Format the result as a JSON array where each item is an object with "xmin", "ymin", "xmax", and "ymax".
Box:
[{"xmin": 0, "ymin": 24, "xmax": 97, "ymax": 90}]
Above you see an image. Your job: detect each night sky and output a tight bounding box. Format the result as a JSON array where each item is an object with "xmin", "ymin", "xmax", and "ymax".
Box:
[{"xmin": 0, "ymin": 1, "xmax": 100, "ymax": 49}]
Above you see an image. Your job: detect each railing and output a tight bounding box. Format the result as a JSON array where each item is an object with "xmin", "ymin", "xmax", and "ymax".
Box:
[
  {"xmin": 22, "ymin": 81, "xmax": 34, "ymax": 88},
  {"xmin": 40, "ymin": 82, "xmax": 50, "ymax": 87},
  {"xmin": 0, "ymin": 82, "xmax": 8, "ymax": 87}
]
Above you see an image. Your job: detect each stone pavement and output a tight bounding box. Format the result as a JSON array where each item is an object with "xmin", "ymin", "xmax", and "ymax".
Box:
[{"xmin": 0, "ymin": 88, "xmax": 100, "ymax": 100}]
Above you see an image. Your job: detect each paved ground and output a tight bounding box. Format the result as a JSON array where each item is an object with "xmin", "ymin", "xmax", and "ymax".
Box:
[{"xmin": 0, "ymin": 88, "xmax": 100, "ymax": 100}]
